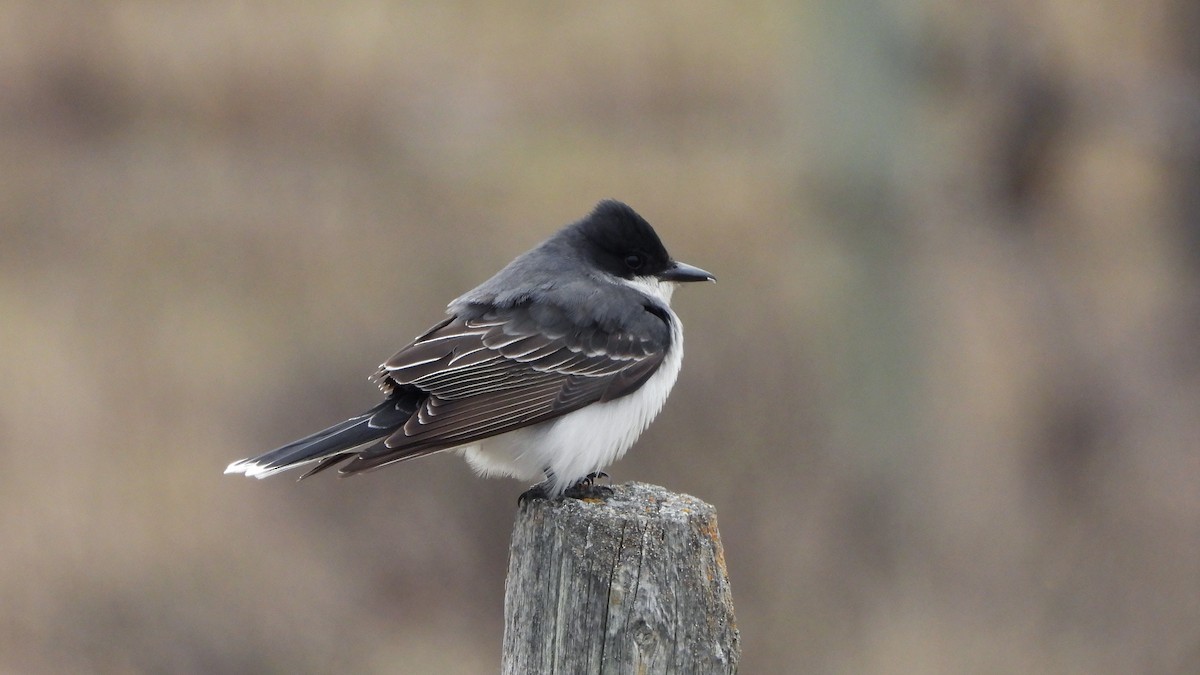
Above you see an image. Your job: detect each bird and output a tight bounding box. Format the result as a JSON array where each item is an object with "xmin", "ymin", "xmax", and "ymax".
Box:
[{"xmin": 224, "ymin": 200, "xmax": 714, "ymax": 499}]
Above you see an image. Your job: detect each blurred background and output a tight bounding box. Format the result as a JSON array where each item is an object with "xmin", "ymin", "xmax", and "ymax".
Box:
[{"xmin": 2, "ymin": 1, "xmax": 1199, "ymax": 673}]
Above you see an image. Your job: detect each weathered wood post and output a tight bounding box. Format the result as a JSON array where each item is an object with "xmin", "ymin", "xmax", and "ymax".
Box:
[{"xmin": 503, "ymin": 482, "xmax": 739, "ymax": 674}]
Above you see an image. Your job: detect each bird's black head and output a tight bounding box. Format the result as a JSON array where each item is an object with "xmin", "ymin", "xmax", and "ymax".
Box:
[{"xmin": 570, "ymin": 200, "xmax": 715, "ymax": 283}]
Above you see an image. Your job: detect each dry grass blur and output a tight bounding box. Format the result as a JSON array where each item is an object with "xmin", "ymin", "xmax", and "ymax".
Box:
[{"xmin": 2, "ymin": 1, "xmax": 1199, "ymax": 673}]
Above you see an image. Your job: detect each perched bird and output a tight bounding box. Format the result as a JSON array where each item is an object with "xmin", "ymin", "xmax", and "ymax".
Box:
[{"xmin": 225, "ymin": 200, "xmax": 714, "ymax": 498}]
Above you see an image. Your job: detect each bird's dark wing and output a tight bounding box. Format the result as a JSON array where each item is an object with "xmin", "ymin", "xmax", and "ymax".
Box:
[{"xmin": 338, "ymin": 300, "xmax": 670, "ymax": 474}]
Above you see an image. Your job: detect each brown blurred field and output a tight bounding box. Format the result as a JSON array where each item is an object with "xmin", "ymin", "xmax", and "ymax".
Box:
[{"xmin": 2, "ymin": 1, "xmax": 1199, "ymax": 673}]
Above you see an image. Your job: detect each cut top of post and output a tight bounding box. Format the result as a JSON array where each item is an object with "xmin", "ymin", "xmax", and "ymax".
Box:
[{"xmin": 503, "ymin": 482, "xmax": 739, "ymax": 675}]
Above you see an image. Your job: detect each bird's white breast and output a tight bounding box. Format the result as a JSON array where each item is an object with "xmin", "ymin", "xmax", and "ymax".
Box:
[{"xmin": 458, "ymin": 276, "xmax": 684, "ymax": 494}]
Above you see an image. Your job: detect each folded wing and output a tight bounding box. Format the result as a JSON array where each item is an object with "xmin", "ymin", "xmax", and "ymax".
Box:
[{"xmin": 338, "ymin": 302, "xmax": 669, "ymax": 474}]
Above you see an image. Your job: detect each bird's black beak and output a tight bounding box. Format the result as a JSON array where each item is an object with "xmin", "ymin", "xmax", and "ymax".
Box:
[{"xmin": 658, "ymin": 261, "xmax": 716, "ymax": 283}]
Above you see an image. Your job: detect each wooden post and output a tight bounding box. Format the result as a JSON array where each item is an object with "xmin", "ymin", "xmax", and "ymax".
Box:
[{"xmin": 502, "ymin": 482, "xmax": 739, "ymax": 674}]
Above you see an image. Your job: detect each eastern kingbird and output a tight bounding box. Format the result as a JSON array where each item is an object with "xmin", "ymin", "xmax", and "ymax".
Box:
[{"xmin": 225, "ymin": 200, "xmax": 714, "ymax": 497}]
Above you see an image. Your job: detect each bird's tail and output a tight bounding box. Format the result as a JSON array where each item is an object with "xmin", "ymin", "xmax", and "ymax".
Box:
[{"xmin": 224, "ymin": 397, "xmax": 416, "ymax": 480}]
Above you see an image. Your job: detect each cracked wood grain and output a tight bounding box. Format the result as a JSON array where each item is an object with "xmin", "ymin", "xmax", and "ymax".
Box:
[{"xmin": 503, "ymin": 482, "xmax": 739, "ymax": 674}]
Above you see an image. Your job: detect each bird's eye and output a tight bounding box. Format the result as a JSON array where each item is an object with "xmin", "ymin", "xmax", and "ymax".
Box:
[{"xmin": 625, "ymin": 253, "xmax": 644, "ymax": 271}]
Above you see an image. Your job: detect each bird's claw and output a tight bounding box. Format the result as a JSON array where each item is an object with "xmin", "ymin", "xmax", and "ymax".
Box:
[
  {"xmin": 518, "ymin": 482, "xmax": 551, "ymax": 507},
  {"xmin": 563, "ymin": 472, "xmax": 613, "ymax": 500}
]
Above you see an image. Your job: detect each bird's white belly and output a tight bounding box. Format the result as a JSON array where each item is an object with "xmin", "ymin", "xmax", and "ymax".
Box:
[{"xmin": 457, "ymin": 320, "xmax": 684, "ymax": 495}]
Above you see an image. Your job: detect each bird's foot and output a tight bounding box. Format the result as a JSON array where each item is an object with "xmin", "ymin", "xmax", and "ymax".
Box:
[
  {"xmin": 563, "ymin": 471, "xmax": 613, "ymax": 500},
  {"xmin": 518, "ymin": 472, "xmax": 613, "ymax": 506},
  {"xmin": 518, "ymin": 481, "xmax": 552, "ymax": 508}
]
